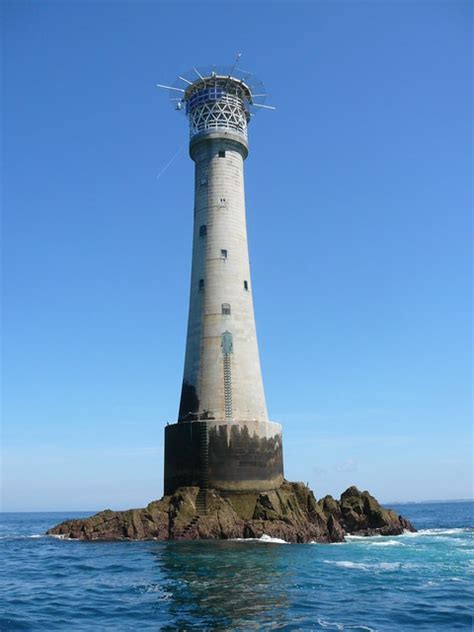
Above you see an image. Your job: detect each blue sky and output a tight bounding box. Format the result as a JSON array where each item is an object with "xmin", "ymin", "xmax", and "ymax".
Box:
[{"xmin": 2, "ymin": 0, "xmax": 472, "ymax": 511}]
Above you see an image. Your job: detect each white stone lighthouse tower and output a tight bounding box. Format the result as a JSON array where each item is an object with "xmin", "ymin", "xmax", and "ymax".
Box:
[{"xmin": 158, "ymin": 63, "xmax": 283, "ymax": 496}]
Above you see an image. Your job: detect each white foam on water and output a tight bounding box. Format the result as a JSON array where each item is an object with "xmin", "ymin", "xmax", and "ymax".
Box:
[
  {"xmin": 316, "ymin": 617, "xmax": 375, "ymax": 631},
  {"xmin": 324, "ymin": 560, "xmax": 402, "ymax": 572},
  {"xmin": 232, "ymin": 534, "xmax": 289, "ymax": 544},
  {"xmin": 344, "ymin": 534, "xmax": 403, "ymax": 544},
  {"xmin": 319, "ymin": 534, "xmax": 409, "ymax": 546},
  {"xmin": 403, "ymin": 528, "xmax": 469, "ymax": 537},
  {"xmin": 420, "ymin": 580, "xmax": 441, "ymax": 590},
  {"xmin": 317, "ymin": 617, "xmax": 344, "ymax": 629},
  {"xmin": 258, "ymin": 534, "xmax": 289, "ymax": 544}
]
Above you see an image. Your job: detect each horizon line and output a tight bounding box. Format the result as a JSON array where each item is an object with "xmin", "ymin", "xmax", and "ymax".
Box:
[{"xmin": 2, "ymin": 498, "xmax": 473, "ymax": 513}]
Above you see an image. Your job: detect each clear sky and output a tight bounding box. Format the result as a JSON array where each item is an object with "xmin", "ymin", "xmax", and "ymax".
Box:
[{"xmin": 2, "ymin": 0, "xmax": 472, "ymax": 511}]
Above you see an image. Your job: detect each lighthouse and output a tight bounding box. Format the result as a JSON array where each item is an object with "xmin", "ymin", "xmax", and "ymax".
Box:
[{"xmin": 158, "ymin": 64, "xmax": 283, "ymax": 496}]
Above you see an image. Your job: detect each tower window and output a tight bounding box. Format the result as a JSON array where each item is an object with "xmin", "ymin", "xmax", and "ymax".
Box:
[
  {"xmin": 199, "ymin": 225, "xmax": 207, "ymax": 237},
  {"xmin": 221, "ymin": 249, "xmax": 228, "ymax": 259},
  {"xmin": 222, "ymin": 303, "xmax": 231, "ymax": 315},
  {"xmin": 244, "ymin": 280, "xmax": 249, "ymax": 291},
  {"xmin": 218, "ymin": 150, "xmax": 226, "ymax": 158},
  {"xmin": 199, "ymin": 279, "xmax": 205, "ymax": 290},
  {"xmin": 219, "ymin": 197, "xmax": 227, "ymax": 207}
]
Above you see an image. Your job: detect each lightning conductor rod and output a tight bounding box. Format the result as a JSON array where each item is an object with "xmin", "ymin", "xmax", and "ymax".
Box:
[
  {"xmin": 229, "ymin": 52, "xmax": 242, "ymax": 76},
  {"xmin": 252, "ymin": 103, "xmax": 276, "ymax": 110},
  {"xmin": 156, "ymin": 84, "xmax": 185, "ymax": 93}
]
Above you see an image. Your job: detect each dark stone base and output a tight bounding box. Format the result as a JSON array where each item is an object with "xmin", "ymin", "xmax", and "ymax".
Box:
[{"xmin": 164, "ymin": 420, "xmax": 283, "ymax": 495}]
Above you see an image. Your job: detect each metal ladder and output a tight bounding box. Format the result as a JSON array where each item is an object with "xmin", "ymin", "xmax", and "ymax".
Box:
[
  {"xmin": 221, "ymin": 330, "xmax": 233, "ymax": 422},
  {"xmin": 197, "ymin": 422, "xmax": 209, "ymax": 515},
  {"xmin": 223, "ymin": 353, "xmax": 233, "ymax": 420}
]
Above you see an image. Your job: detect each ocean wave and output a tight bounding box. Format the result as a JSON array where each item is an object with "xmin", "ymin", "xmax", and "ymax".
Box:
[
  {"xmin": 342, "ymin": 528, "xmax": 472, "ymax": 545},
  {"xmin": 403, "ymin": 528, "xmax": 471, "ymax": 537},
  {"xmin": 370, "ymin": 539, "xmax": 405, "ymax": 547},
  {"xmin": 317, "ymin": 621, "xmax": 375, "ymax": 632},
  {"xmin": 134, "ymin": 582, "xmax": 173, "ymax": 599},
  {"xmin": 324, "ymin": 560, "xmax": 402, "ymax": 572},
  {"xmin": 316, "ymin": 617, "xmax": 344, "ymax": 630},
  {"xmin": 0, "ymin": 534, "xmax": 44, "ymax": 540},
  {"xmin": 343, "ymin": 534, "xmax": 402, "ymax": 544},
  {"xmin": 232, "ymin": 534, "xmax": 289, "ymax": 544}
]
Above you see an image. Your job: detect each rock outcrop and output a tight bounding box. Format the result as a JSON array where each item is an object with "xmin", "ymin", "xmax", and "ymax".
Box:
[{"xmin": 47, "ymin": 482, "xmax": 415, "ymax": 543}]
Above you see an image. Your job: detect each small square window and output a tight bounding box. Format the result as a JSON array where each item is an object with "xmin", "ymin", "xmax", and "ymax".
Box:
[
  {"xmin": 244, "ymin": 280, "xmax": 249, "ymax": 291},
  {"xmin": 222, "ymin": 303, "xmax": 231, "ymax": 315},
  {"xmin": 199, "ymin": 279, "xmax": 205, "ymax": 290},
  {"xmin": 199, "ymin": 225, "xmax": 207, "ymax": 237},
  {"xmin": 219, "ymin": 197, "xmax": 227, "ymax": 207},
  {"xmin": 218, "ymin": 150, "xmax": 226, "ymax": 158},
  {"xmin": 221, "ymin": 249, "xmax": 228, "ymax": 259}
]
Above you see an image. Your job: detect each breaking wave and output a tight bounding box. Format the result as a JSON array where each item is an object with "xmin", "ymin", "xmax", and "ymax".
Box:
[
  {"xmin": 0, "ymin": 534, "xmax": 44, "ymax": 540},
  {"xmin": 324, "ymin": 561, "xmax": 403, "ymax": 571},
  {"xmin": 232, "ymin": 534, "xmax": 289, "ymax": 544}
]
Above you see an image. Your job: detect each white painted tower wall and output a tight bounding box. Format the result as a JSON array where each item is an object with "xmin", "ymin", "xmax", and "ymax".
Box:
[{"xmin": 180, "ymin": 130, "xmax": 268, "ymax": 422}]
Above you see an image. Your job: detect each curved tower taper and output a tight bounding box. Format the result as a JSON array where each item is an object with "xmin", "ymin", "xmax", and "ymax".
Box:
[{"xmin": 158, "ymin": 64, "xmax": 283, "ymax": 495}]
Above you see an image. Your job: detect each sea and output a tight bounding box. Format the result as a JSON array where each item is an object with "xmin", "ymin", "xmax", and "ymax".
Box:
[{"xmin": 1, "ymin": 501, "xmax": 472, "ymax": 631}]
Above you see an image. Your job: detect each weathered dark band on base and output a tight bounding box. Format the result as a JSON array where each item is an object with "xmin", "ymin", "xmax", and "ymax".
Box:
[{"xmin": 164, "ymin": 420, "xmax": 284, "ymax": 496}]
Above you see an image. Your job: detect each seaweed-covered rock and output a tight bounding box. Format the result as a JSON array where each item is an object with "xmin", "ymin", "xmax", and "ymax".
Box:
[
  {"xmin": 46, "ymin": 482, "xmax": 415, "ymax": 543},
  {"xmin": 339, "ymin": 487, "xmax": 411, "ymax": 536}
]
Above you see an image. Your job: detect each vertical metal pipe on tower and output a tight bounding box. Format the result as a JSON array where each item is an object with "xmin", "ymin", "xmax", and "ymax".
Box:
[{"xmin": 159, "ymin": 65, "xmax": 283, "ymax": 495}]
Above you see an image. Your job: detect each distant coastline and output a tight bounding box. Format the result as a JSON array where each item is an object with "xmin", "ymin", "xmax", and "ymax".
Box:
[{"xmin": 385, "ymin": 498, "xmax": 474, "ymax": 505}]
